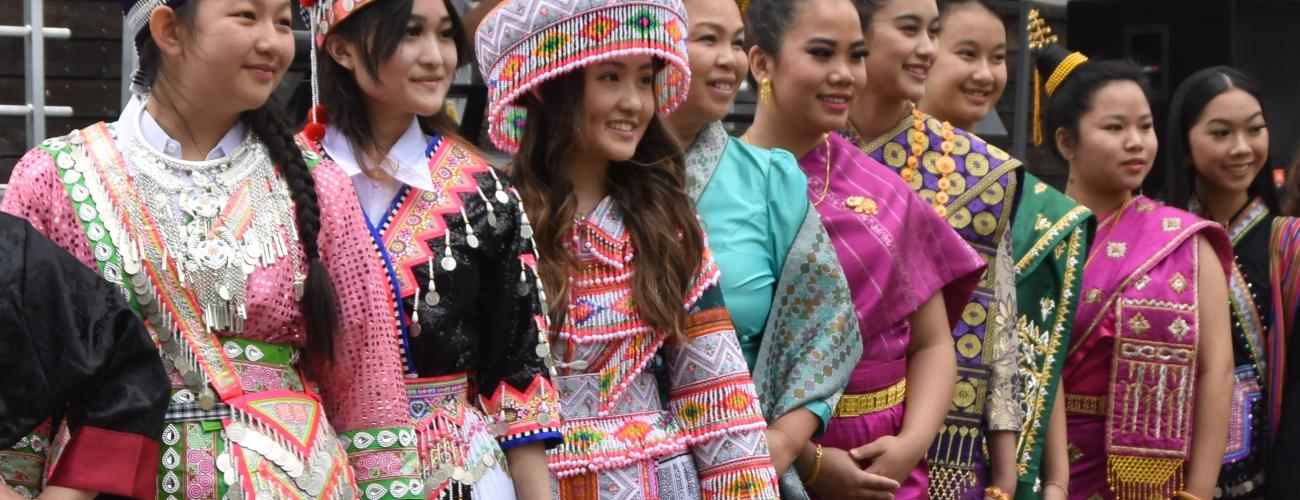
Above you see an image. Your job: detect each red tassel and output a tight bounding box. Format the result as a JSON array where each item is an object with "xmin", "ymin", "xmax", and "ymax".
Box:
[
  {"xmin": 309, "ymin": 105, "xmax": 328, "ymax": 125},
  {"xmin": 299, "ymin": 0, "xmax": 317, "ymax": 7},
  {"xmin": 303, "ymin": 122, "xmax": 326, "ymax": 143}
]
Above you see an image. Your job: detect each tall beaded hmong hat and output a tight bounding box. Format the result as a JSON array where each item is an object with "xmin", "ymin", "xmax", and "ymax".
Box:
[
  {"xmin": 475, "ymin": 0, "xmax": 691, "ymax": 154},
  {"xmin": 1028, "ymin": 8, "xmax": 1090, "ymax": 146},
  {"xmin": 120, "ymin": 0, "xmax": 189, "ymax": 94}
]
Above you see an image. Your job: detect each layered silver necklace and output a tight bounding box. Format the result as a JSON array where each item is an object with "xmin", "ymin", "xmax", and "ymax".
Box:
[{"xmin": 125, "ymin": 105, "xmax": 302, "ymax": 332}]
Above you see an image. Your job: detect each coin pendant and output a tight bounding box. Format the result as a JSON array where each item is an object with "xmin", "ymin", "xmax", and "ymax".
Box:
[
  {"xmin": 441, "ymin": 256, "xmax": 457, "ymax": 271},
  {"xmin": 466, "ymin": 234, "xmax": 480, "ymax": 248},
  {"xmin": 495, "ymin": 190, "xmax": 508, "ymax": 204}
]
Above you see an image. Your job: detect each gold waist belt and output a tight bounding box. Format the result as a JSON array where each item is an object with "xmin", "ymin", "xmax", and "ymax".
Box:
[
  {"xmin": 834, "ymin": 379, "xmax": 907, "ymax": 417},
  {"xmin": 1065, "ymin": 393, "xmax": 1106, "ymax": 416}
]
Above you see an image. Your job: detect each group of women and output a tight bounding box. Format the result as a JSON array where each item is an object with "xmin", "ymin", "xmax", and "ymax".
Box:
[{"xmin": 0, "ymin": 0, "xmax": 1298, "ymax": 498}]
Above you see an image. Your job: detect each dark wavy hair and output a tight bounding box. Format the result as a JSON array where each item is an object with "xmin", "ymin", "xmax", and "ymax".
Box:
[
  {"xmin": 318, "ymin": 0, "xmax": 471, "ymax": 177},
  {"xmin": 509, "ymin": 69, "xmax": 703, "ymax": 343},
  {"xmin": 138, "ymin": 0, "xmax": 339, "ymax": 360},
  {"xmin": 1042, "ymin": 59, "xmax": 1150, "ymax": 164},
  {"xmin": 1164, "ymin": 66, "xmax": 1278, "ymax": 214}
]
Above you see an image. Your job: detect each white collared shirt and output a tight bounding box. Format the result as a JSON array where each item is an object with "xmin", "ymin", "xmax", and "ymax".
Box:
[
  {"xmin": 319, "ymin": 118, "xmax": 434, "ymax": 226},
  {"xmin": 115, "ymin": 95, "xmax": 248, "ymax": 162}
]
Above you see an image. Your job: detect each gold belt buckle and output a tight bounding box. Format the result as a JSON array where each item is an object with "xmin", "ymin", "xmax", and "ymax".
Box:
[{"xmin": 834, "ymin": 379, "xmax": 907, "ymax": 417}]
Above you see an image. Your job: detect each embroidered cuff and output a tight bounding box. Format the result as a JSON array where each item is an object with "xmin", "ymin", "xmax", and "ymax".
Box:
[
  {"xmin": 47, "ymin": 426, "xmax": 159, "ymax": 500},
  {"xmin": 338, "ymin": 427, "xmax": 424, "ymax": 500},
  {"xmin": 670, "ymin": 375, "xmax": 769, "ymax": 442},
  {"xmin": 0, "ymin": 426, "xmax": 52, "ymax": 498},
  {"xmin": 479, "ymin": 374, "xmax": 563, "ymax": 449},
  {"xmin": 698, "ymin": 463, "xmax": 780, "ymax": 500}
]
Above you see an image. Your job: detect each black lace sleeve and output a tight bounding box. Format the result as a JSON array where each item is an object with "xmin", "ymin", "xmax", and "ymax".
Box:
[{"xmin": 471, "ymin": 173, "xmax": 562, "ymax": 449}]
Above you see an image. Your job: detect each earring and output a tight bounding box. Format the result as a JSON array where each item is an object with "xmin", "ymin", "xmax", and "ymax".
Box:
[{"xmin": 760, "ymin": 78, "xmax": 773, "ymax": 105}]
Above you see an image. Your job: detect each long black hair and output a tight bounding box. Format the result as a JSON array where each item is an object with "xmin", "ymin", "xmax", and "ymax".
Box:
[
  {"xmin": 510, "ymin": 68, "xmax": 703, "ymax": 344},
  {"xmin": 317, "ymin": 0, "xmax": 470, "ymax": 177},
  {"xmin": 1164, "ymin": 66, "xmax": 1278, "ymax": 214},
  {"xmin": 138, "ymin": 0, "xmax": 339, "ymax": 361},
  {"xmin": 1042, "ymin": 59, "xmax": 1149, "ymax": 164}
]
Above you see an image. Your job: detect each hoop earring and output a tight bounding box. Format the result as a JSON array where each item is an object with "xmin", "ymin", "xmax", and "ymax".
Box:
[{"xmin": 760, "ymin": 78, "xmax": 773, "ymax": 105}]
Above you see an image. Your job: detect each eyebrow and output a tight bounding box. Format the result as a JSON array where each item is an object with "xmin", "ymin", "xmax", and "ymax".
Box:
[
  {"xmin": 807, "ymin": 37, "xmax": 838, "ymax": 46},
  {"xmin": 1102, "ymin": 113, "xmax": 1153, "ymax": 121},
  {"xmin": 1206, "ymin": 111, "xmax": 1265, "ymax": 125},
  {"xmin": 893, "ymin": 13, "xmax": 923, "ymax": 24},
  {"xmin": 693, "ymin": 22, "xmax": 725, "ymax": 33}
]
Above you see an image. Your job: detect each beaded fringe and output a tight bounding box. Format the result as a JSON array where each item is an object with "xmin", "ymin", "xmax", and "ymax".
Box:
[{"xmin": 1107, "ymin": 455, "xmax": 1183, "ymax": 500}]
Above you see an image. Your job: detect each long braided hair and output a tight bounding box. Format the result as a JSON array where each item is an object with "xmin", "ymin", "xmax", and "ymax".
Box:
[{"xmin": 138, "ymin": 0, "xmax": 340, "ymax": 360}]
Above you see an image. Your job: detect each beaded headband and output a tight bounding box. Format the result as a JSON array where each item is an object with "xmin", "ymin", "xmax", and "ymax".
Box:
[
  {"xmin": 475, "ymin": 0, "xmax": 691, "ymax": 154},
  {"xmin": 1028, "ymin": 9, "xmax": 1090, "ymax": 146},
  {"xmin": 120, "ymin": 0, "xmax": 188, "ymax": 94}
]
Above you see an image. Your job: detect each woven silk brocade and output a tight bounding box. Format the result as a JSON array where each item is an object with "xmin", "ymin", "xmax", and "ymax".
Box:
[
  {"xmin": 798, "ymin": 134, "xmax": 986, "ymax": 499},
  {"xmin": 847, "ymin": 112, "xmax": 1019, "ymax": 500},
  {"xmin": 1008, "ymin": 173, "xmax": 1093, "ymax": 499},
  {"xmin": 1062, "ymin": 196, "xmax": 1231, "ymax": 499}
]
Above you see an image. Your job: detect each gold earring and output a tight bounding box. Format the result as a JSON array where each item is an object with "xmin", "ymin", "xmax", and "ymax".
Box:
[{"xmin": 760, "ymin": 78, "xmax": 773, "ymax": 105}]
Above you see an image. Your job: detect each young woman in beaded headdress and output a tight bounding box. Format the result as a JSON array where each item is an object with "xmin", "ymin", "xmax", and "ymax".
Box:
[
  {"xmin": 915, "ymin": 6, "xmax": 1096, "ymax": 499},
  {"xmin": 475, "ymin": 0, "xmax": 781, "ymax": 497},
  {"xmin": 1162, "ymin": 66, "xmax": 1300, "ymax": 500},
  {"xmin": 0, "ymin": 212, "xmax": 169, "ymax": 500},
  {"xmin": 662, "ymin": 0, "xmax": 861, "ymax": 489},
  {"xmin": 294, "ymin": 0, "xmax": 561, "ymax": 498},
  {"xmin": 1031, "ymin": 39, "xmax": 1233, "ymax": 500},
  {"xmin": 0, "ymin": 0, "xmax": 396, "ymax": 497},
  {"xmin": 741, "ymin": 0, "xmax": 987, "ymax": 497}
]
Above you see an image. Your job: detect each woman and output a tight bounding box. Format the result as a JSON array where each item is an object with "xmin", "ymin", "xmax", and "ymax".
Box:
[
  {"xmin": 920, "ymin": 7, "xmax": 1094, "ymax": 498},
  {"xmin": 743, "ymin": 0, "xmax": 986, "ymax": 497},
  {"xmin": 1164, "ymin": 66, "xmax": 1300, "ymax": 499},
  {"xmin": 844, "ymin": 1, "xmax": 1040, "ymax": 497},
  {"xmin": 0, "ymin": 0, "xmax": 391, "ymax": 497},
  {"xmin": 476, "ymin": 0, "xmax": 780, "ymax": 498},
  {"xmin": 297, "ymin": 0, "xmax": 560, "ymax": 497},
  {"xmin": 1032, "ymin": 40, "xmax": 1234, "ymax": 499},
  {"xmin": 664, "ymin": 0, "xmax": 862, "ymax": 488},
  {"xmin": 0, "ymin": 213, "xmax": 169, "ymax": 500}
]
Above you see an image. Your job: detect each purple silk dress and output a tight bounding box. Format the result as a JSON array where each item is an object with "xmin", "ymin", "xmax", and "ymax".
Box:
[
  {"xmin": 1062, "ymin": 196, "xmax": 1231, "ymax": 499},
  {"xmin": 800, "ymin": 134, "xmax": 985, "ymax": 496}
]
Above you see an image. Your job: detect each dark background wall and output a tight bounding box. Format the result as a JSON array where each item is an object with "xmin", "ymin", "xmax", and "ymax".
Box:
[{"xmin": 1066, "ymin": 0, "xmax": 1300, "ymax": 197}]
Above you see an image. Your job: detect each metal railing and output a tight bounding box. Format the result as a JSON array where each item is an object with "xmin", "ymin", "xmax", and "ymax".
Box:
[{"xmin": 1, "ymin": 0, "xmax": 75, "ymax": 149}]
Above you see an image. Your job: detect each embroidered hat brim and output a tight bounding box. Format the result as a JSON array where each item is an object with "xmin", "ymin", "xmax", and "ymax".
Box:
[{"xmin": 475, "ymin": 1, "xmax": 691, "ymax": 154}]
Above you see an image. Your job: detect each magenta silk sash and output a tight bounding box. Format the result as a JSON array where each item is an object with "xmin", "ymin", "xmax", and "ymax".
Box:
[
  {"xmin": 799, "ymin": 133, "xmax": 985, "ymax": 343},
  {"xmin": 1069, "ymin": 196, "xmax": 1230, "ymax": 498}
]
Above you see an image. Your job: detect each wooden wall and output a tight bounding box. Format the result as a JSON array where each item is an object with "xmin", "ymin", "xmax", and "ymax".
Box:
[{"xmin": 1, "ymin": 0, "xmax": 124, "ymax": 182}]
